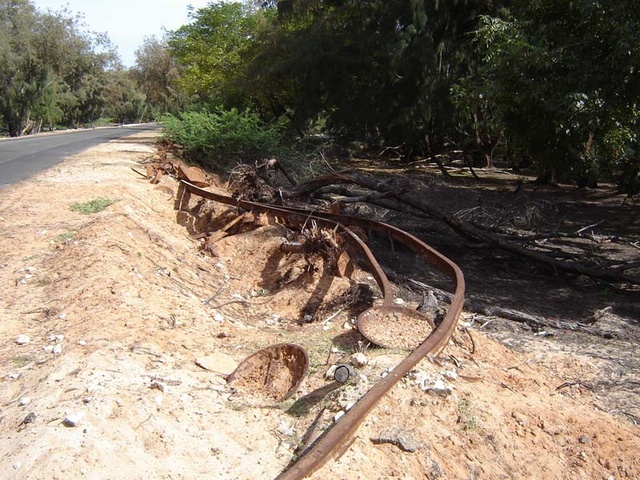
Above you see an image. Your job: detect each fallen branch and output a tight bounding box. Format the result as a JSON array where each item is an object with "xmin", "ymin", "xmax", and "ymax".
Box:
[
  {"xmin": 293, "ymin": 171, "xmax": 639, "ymax": 285},
  {"xmin": 405, "ymin": 278, "xmax": 617, "ymax": 339}
]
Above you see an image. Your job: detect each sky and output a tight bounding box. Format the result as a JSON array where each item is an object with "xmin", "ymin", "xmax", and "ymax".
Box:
[{"xmin": 33, "ymin": 0, "xmax": 214, "ymax": 67}]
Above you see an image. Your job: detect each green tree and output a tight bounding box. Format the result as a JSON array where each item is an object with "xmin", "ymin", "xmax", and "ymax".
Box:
[
  {"xmin": 0, "ymin": 0, "xmax": 126, "ymax": 135},
  {"xmin": 475, "ymin": 1, "xmax": 640, "ymax": 185},
  {"xmin": 31, "ymin": 74, "xmax": 64, "ymax": 130},
  {"xmin": 250, "ymin": 0, "xmax": 506, "ymax": 157},
  {"xmin": 132, "ymin": 36, "xmax": 187, "ymax": 118},
  {"xmin": 0, "ymin": 0, "xmax": 44, "ymax": 136},
  {"xmin": 102, "ymin": 69, "xmax": 146, "ymax": 124},
  {"xmin": 167, "ymin": 2, "xmax": 266, "ymax": 108}
]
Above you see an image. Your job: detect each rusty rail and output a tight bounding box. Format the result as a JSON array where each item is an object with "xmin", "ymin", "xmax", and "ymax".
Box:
[{"xmin": 179, "ymin": 180, "xmax": 465, "ymax": 480}]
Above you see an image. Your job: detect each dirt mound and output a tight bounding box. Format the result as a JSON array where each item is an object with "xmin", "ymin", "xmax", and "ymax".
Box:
[{"xmin": 0, "ymin": 131, "xmax": 638, "ymax": 479}]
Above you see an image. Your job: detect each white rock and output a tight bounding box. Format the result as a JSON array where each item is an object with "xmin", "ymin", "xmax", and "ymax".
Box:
[
  {"xmin": 424, "ymin": 379, "xmax": 453, "ymax": 397},
  {"xmin": 334, "ymin": 411, "xmax": 345, "ymax": 422},
  {"xmin": 15, "ymin": 335, "xmax": 31, "ymax": 345},
  {"xmin": 63, "ymin": 413, "xmax": 83, "ymax": 427},
  {"xmin": 196, "ymin": 352, "xmax": 238, "ymax": 376},
  {"xmin": 393, "ymin": 298, "xmax": 405, "ymax": 305},
  {"xmin": 43, "ymin": 345, "xmax": 54, "ymax": 353},
  {"xmin": 78, "ymin": 340, "xmax": 87, "ymax": 346},
  {"xmin": 213, "ymin": 313, "xmax": 224, "ymax": 322},
  {"xmin": 443, "ymin": 370, "xmax": 458, "ymax": 381},
  {"xmin": 408, "ymin": 369, "xmax": 429, "ymax": 385},
  {"xmin": 55, "ymin": 334, "xmax": 64, "ymax": 343},
  {"xmin": 350, "ymin": 352, "xmax": 368, "ymax": 367},
  {"xmin": 19, "ymin": 397, "xmax": 31, "ymax": 406},
  {"xmin": 52, "ymin": 344, "xmax": 63, "ymax": 355},
  {"xmin": 277, "ymin": 420, "xmax": 294, "ymax": 436}
]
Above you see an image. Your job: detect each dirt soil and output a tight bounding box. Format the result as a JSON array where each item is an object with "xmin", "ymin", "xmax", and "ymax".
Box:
[{"xmin": 1, "ymin": 131, "xmax": 639, "ymax": 480}]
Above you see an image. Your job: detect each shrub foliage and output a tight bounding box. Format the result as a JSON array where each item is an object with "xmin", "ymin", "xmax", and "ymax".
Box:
[{"xmin": 160, "ymin": 109, "xmax": 287, "ymax": 163}]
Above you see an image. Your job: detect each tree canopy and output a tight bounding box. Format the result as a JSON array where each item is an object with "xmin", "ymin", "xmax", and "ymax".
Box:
[
  {"xmin": 0, "ymin": 0, "xmax": 146, "ymax": 136},
  {"xmin": 474, "ymin": 1, "xmax": 640, "ymax": 185},
  {"xmin": 4, "ymin": 0, "xmax": 640, "ymax": 191}
]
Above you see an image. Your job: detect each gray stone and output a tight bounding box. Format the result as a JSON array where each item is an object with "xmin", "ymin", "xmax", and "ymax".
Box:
[
  {"xmin": 371, "ymin": 428, "xmax": 424, "ymax": 452},
  {"xmin": 21, "ymin": 412, "xmax": 37, "ymax": 425}
]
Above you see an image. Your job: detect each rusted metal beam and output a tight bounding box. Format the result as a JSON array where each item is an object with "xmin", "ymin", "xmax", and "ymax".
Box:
[{"xmin": 179, "ymin": 180, "xmax": 465, "ymax": 480}]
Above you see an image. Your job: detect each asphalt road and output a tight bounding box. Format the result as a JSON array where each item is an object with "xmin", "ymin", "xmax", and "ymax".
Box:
[{"xmin": 0, "ymin": 124, "xmax": 160, "ymax": 188}]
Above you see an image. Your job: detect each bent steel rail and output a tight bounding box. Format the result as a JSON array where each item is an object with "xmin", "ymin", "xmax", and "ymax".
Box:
[{"xmin": 179, "ymin": 180, "xmax": 465, "ymax": 480}]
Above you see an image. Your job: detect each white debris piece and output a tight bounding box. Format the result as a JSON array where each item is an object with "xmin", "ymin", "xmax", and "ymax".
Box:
[
  {"xmin": 423, "ymin": 379, "xmax": 453, "ymax": 397},
  {"xmin": 443, "ymin": 370, "xmax": 458, "ymax": 381},
  {"xmin": 350, "ymin": 352, "xmax": 368, "ymax": 367},
  {"xmin": 63, "ymin": 413, "xmax": 84, "ymax": 427},
  {"xmin": 325, "ymin": 364, "xmax": 337, "ymax": 380}
]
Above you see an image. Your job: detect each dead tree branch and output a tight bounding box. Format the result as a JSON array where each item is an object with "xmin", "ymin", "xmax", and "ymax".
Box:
[
  {"xmin": 292, "ymin": 171, "xmax": 640, "ymax": 285},
  {"xmin": 406, "ymin": 279, "xmax": 617, "ymax": 339}
]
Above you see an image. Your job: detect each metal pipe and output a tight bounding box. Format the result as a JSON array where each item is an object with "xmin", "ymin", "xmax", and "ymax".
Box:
[{"xmin": 179, "ymin": 180, "xmax": 465, "ymax": 480}]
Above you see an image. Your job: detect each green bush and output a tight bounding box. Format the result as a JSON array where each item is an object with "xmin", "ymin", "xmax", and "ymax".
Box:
[
  {"xmin": 70, "ymin": 198, "xmax": 116, "ymax": 214},
  {"xmin": 160, "ymin": 109, "xmax": 287, "ymax": 163}
]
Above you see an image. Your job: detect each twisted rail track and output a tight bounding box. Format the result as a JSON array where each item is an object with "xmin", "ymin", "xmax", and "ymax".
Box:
[{"xmin": 180, "ymin": 180, "xmax": 465, "ymax": 480}]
